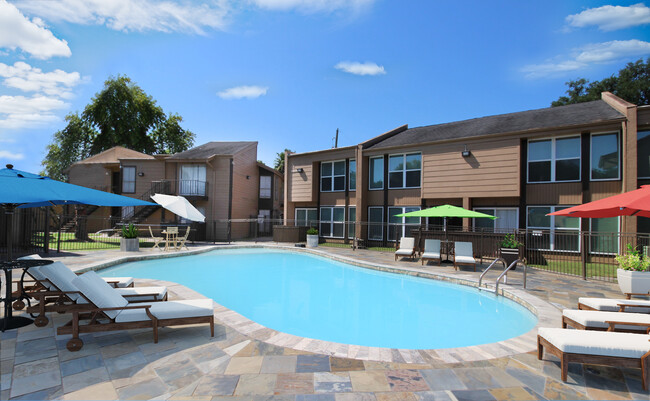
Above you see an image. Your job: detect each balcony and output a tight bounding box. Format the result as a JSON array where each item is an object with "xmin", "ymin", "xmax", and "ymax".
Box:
[{"xmin": 177, "ymin": 180, "xmax": 208, "ymax": 199}]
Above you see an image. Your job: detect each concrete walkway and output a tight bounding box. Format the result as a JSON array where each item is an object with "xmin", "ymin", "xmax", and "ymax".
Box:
[{"xmin": 1, "ymin": 243, "xmax": 648, "ymax": 400}]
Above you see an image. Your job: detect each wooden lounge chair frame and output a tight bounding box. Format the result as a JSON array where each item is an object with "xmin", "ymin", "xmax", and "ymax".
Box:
[
  {"xmin": 452, "ymin": 242, "xmax": 476, "ymax": 272},
  {"xmin": 578, "ymin": 300, "xmax": 650, "ymax": 312},
  {"xmin": 394, "ymin": 237, "xmax": 416, "ymax": 261},
  {"xmin": 537, "ymin": 334, "xmax": 650, "ymax": 390},
  {"xmin": 421, "ymin": 239, "xmax": 441, "ymax": 266},
  {"xmin": 57, "ymin": 302, "xmax": 214, "ymax": 352},
  {"xmin": 562, "ymin": 314, "xmax": 650, "ymax": 333}
]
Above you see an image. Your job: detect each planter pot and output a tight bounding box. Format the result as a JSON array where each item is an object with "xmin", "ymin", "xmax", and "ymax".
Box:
[
  {"xmin": 500, "ymin": 247, "xmax": 520, "ymax": 270},
  {"xmin": 120, "ymin": 238, "xmax": 139, "ymax": 252},
  {"xmin": 306, "ymin": 234, "xmax": 319, "ymax": 248},
  {"xmin": 617, "ymin": 268, "xmax": 650, "ymax": 295}
]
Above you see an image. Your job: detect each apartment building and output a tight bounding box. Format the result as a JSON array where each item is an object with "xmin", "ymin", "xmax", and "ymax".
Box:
[
  {"xmin": 284, "ymin": 92, "xmax": 650, "ymax": 250},
  {"xmin": 67, "ymin": 141, "xmax": 283, "ymax": 239}
]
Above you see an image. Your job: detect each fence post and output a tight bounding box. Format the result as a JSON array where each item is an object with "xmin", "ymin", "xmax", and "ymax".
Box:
[
  {"xmin": 580, "ymin": 231, "xmax": 587, "ymax": 280},
  {"xmin": 57, "ymin": 214, "xmax": 62, "ymax": 253},
  {"xmin": 44, "ymin": 207, "xmax": 50, "ymax": 254},
  {"xmin": 227, "ymin": 220, "xmax": 231, "ymax": 244}
]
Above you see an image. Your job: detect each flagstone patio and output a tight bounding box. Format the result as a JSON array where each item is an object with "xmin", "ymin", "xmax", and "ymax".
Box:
[{"xmin": 1, "ymin": 244, "xmax": 648, "ymax": 400}]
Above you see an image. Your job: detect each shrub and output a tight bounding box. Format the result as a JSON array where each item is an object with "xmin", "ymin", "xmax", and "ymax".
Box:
[
  {"xmin": 306, "ymin": 227, "xmax": 318, "ymax": 236},
  {"xmin": 122, "ymin": 223, "xmax": 139, "ymax": 239},
  {"xmin": 616, "ymin": 244, "xmax": 650, "ymax": 271},
  {"xmin": 499, "ymin": 233, "xmax": 523, "ymax": 249}
]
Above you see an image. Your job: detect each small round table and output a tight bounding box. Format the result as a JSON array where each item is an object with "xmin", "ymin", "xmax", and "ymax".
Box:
[{"xmin": 1, "ymin": 259, "xmax": 53, "ymax": 331}]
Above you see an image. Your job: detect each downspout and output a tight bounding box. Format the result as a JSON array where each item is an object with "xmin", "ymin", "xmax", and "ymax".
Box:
[{"xmin": 228, "ymin": 158, "xmax": 233, "ymax": 243}]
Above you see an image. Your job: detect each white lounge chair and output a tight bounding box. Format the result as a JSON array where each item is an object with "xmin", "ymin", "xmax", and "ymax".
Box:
[
  {"xmin": 58, "ymin": 271, "xmax": 214, "ymax": 351},
  {"xmin": 421, "ymin": 239, "xmax": 441, "ymax": 266},
  {"xmin": 26, "ymin": 262, "xmax": 168, "ymax": 327},
  {"xmin": 537, "ymin": 327, "xmax": 650, "ymax": 390},
  {"xmin": 563, "ymin": 309, "xmax": 650, "ymax": 332},
  {"xmin": 453, "ymin": 242, "xmax": 476, "ymax": 271},
  {"xmin": 578, "ymin": 297, "xmax": 650, "ymax": 313},
  {"xmin": 395, "ymin": 237, "xmax": 416, "ymax": 261},
  {"xmin": 19, "ymin": 254, "xmax": 134, "ymax": 287}
]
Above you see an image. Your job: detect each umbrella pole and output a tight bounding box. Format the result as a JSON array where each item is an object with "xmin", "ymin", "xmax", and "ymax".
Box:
[{"xmin": 5, "ymin": 205, "xmax": 13, "ymax": 262}]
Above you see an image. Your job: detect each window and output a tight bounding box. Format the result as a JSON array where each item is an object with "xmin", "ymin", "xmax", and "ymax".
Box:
[
  {"xmin": 321, "ymin": 161, "xmax": 346, "ymax": 192},
  {"xmin": 473, "ymin": 208, "xmax": 519, "ymax": 232},
  {"xmin": 260, "ymin": 176, "xmax": 271, "ymax": 198},
  {"xmin": 295, "ymin": 208, "xmax": 318, "ymax": 227},
  {"xmin": 527, "ymin": 206, "xmax": 580, "ymax": 251},
  {"xmin": 591, "ymin": 133, "xmax": 619, "ymax": 180},
  {"xmin": 349, "ymin": 159, "xmax": 356, "ymax": 191},
  {"xmin": 388, "ymin": 153, "xmax": 421, "ymax": 189},
  {"xmin": 122, "ymin": 166, "xmax": 136, "ymax": 193},
  {"xmin": 638, "ymin": 130, "xmax": 650, "ymax": 178},
  {"xmin": 388, "ymin": 206, "xmax": 420, "ymax": 241},
  {"xmin": 121, "ymin": 206, "xmax": 134, "ymax": 219},
  {"xmin": 180, "ymin": 165, "xmax": 206, "ymax": 196},
  {"xmin": 528, "ymin": 137, "xmax": 580, "ymax": 183},
  {"xmin": 369, "ymin": 157, "xmax": 384, "ymax": 190},
  {"xmin": 368, "ymin": 206, "xmax": 383, "ymax": 240},
  {"xmin": 320, "ymin": 207, "xmax": 345, "ymax": 238},
  {"xmin": 590, "ymin": 217, "xmax": 619, "ymax": 255},
  {"xmin": 348, "ymin": 206, "xmax": 356, "ymax": 239}
]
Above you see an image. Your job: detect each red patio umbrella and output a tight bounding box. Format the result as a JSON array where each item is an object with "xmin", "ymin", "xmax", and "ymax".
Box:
[{"xmin": 548, "ymin": 185, "xmax": 650, "ymax": 218}]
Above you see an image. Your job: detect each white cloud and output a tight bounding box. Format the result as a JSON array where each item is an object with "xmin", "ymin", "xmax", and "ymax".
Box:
[
  {"xmin": 0, "ymin": 0, "xmax": 70, "ymax": 59},
  {"xmin": 217, "ymin": 85, "xmax": 268, "ymax": 99},
  {"xmin": 0, "ymin": 95, "xmax": 68, "ymax": 129},
  {"xmin": 0, "ymin": 62, "xmax": 82, "ymax": 97},
  {"xmin": 250, "ymin": 0, "xmax": 374, "ymax": 13},
  {"xmin": 0, "ymin": 150, "xmax": 24, "ymax": 160},
  {"xmin": 522, "ymin": 40, "xmax": 650, "ymax": 78},
  {"xmin": 335, "ymin": 61, "xmax": 386, "ymax": 76},
  {"xmin": 13, "ymin": 0, "xmax": 230, "ymax": 35},
  {"xmin": 567, "ymin": 3, "xmax": 650, "ymax": 31}
]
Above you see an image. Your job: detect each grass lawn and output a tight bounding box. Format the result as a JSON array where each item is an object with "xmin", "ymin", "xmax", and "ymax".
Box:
[
  {"xmin": 529, "ymin": 260, "xmax": 617, "ymax": 279},
  {"xmin": 31, "ymin": 232, "xmax": 154, "ymax": 251}
]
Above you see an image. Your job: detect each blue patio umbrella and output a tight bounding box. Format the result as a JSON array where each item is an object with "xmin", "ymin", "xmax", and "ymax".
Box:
[{"xmin": 0, "ymin": 165, "xmax": 156, "ymax": 330}]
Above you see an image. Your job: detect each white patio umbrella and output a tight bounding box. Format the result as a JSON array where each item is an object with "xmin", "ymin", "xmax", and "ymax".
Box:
[{"xmin": 150, "ymin": 194, "xmax": 205, "ymax": 222}]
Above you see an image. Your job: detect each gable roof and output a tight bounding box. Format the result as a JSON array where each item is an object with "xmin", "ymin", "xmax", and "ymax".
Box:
[
  {"xmin": 366, "ymin": 100, "xmax": 625, "ymax": 150},
  {"xmin": 74, "ymin": 146, "xmax": 154, "ymax": 164},
  {"xmin": 168, "ymin": 142, "xmax": 257, "ymax": 160}
]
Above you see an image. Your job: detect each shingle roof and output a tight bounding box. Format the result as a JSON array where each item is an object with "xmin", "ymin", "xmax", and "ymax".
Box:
[
  {"xmin": 366, "ymin": 100, "xmax": 625, "ymax": 150},
  {"xmin": 74, "ymin": 146, "xmax": 154, "ymax": 164},
  {"xmin": 168, "ymin": 142, "xmax": 256, "ymax": 160}
]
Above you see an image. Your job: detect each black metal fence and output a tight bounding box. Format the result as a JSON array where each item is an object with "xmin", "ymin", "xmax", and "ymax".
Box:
[{"xmin": 2, "ymin": 207, "xmax": 647, "ymax": 282}]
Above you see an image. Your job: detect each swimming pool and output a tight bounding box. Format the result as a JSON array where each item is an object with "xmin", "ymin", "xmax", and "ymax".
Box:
[{"xmin": 99, "ymin": 248, "xmax": 537, "ymax": 349}]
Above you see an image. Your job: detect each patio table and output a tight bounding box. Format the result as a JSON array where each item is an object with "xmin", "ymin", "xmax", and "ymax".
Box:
[{"xmin": 0, "ymin": 258, "xmax": 53, "ymax": 331}]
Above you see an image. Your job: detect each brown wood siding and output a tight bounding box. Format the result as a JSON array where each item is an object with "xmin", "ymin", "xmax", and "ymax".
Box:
[
  {"xmin": 68, "ymin": 164, "xmax": 111, "ymax": 191},
  {"xmin": 320, "ymin": 192, "xmax": 346, "ymax": 206},
  {"xmin": 472, "ymin": 197, "xmax": 520, "ymax": 207},
  {"xmin": 388, "ymin": 189, "xmax": 421, "ymax": 206},
  {"xmin": 287, "ymin": 149, "xmax": 355, "ymax": 203},
  {"xmin": 126, "ymin": 160, "xmax": 166, "ymax": 198},
  {"xmin": 590, "ymin": 180, "xmax": 622, "ymax": 201},
  {"xmin": 367, "ymin": 190, "xmax": 384, "ymax": 206},
  {"xmin": 421, "ymin": 138, "xmax": 520, "ymax": 198},
  {"xmin": 526, "ymin": 183, "xmax": 582, "ymax": 205},
  {"xmin": 208, "ymin": 158, "xmax": 231, "ymax": 221},
  {"xmin": 639, "ymin": 108, "xmax": 650, "ymax": 128},
  {"xmin": 231, "ymin": 144, "xmax": 260, "ymax": 220}
]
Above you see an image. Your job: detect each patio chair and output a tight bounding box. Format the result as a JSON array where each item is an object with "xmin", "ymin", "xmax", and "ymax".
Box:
[
  {"xmin": 421, "ymin": 239, "xmax": 441, "ymax": 266},
  {"xmin": 26, "ymin": 262, "xmax": 168, "ymax": 327},
  {"xmin": 537, "ymin": 327, "xmax": 650, "ymax": 390},
  {"xmin": 58, "ymin": 271, "xmax": 214, "ymax": 351},
  {"xmin": 394, "ymin": 237, "xmax": 416, "ymax": 261},
  {"xmin": 562, "ymin": 309, "xmax": 650, "ymax": 333},
  {"xmin": 148, "ymin": 226, "xmax": 165, "ymax": 250},
  {"xmin": 18, "ymin": 254, "xmax": 134, "ymax": 287},
  {"xmin": 578, "ymin": 297, "xmax": 650, "ymax": 313},
  {"xmin": 453, "ymin": 242, "xmax": 476, "ymax": 271},
  {"xmin": 176, "ymin": 226, "xmax": 191, "ymax": 251}
]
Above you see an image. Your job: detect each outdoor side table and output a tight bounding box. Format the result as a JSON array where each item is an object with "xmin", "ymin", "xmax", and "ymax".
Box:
[{"xmin": 0, "ymin": 259, "xmax": 53, "ymax": 331}]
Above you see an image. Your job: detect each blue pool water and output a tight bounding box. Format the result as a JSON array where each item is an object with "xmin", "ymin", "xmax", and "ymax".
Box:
[{"xmin": 99, "ymin": 248, "xmax": 537, "ymax": 349}]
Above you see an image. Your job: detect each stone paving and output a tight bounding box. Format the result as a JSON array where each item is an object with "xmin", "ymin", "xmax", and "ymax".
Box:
[{"xmin": 1, "ymin": 243, "xmax": 649, "ymax": 400}]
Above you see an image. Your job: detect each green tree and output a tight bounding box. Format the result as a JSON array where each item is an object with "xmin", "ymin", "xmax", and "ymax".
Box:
[
  {"xmin": 552, "ymin": 58, "xmax": 649, "ymax": 107},
  {"xmin": 274, "ymin": 149, "xmax": 294, "ymax": 174},
  {"xmin": 42, "ymin": 75, "xmax": 195, "ymax": 180}
]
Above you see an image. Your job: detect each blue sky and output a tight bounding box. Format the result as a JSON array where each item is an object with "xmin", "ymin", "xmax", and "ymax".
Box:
[{"xmin": 1, "ymin": 0, "xmax": 649, "ymax": 174}]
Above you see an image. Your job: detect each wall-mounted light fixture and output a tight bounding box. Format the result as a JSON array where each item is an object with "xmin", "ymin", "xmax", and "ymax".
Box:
[
  {"xmin": 295, "ymin": 168, "xmax": 304, "ymax": 173},
  {"xmin": 138, "ymin": 172, "xmax": 145, "ymax": 177},
  {"xmin": 461, "ymin": 145, "xmax": 471, "ymax": 158},
  {"xmin": 246, "ymin": 175, "xmax": 250, "ymax": 180}
]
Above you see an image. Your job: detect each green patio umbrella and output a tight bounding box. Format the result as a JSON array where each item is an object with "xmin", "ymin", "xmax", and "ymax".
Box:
[{"xmin": 395, "ymin": 204, "xmax": 497, "ymax": 261}]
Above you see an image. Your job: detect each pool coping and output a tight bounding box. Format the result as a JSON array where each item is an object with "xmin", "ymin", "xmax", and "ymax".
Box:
[{"xmin": 70, "ymin": 244, "xmax": 561, "ymax": 364}]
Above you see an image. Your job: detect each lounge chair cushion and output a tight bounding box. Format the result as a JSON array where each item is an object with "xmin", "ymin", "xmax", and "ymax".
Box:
[
  {"xmin": 421, "ymin": 252, "xmax": 441, "ymax": 259},
  {"xmin": 71, "ymin": 272, "xmax": 128, "ymax": 319},
  {"xmin": 563, "ymin": 309, "xmax": 650, "ymax": 331},
  {"xmin": 115, "ymin": 299, "xmax": 214, "ymax": 323},
  {"xmin": 398, "ymin": 237, "xmax": 415, "ymax": 250},
  {"xmin": 395, "ymin": 249, "xmax": 415, "ymax": 256},
  {"xmin": 578, "ymin": 297, "xmax": 650, "ymax": 313},
  {"xmin": 116, "ymin": 286, "xmax": 167, "ymax": 302},
  {"xmin": 423, "ymin": 239, "xmax": 441, "ymax": 252},
  {"xmin": 538, "ymin": 327, "xmax": 650, "ymax": 359},
  {"xmin": 455, "ymin": 256, "xmax": 476, "ymax": 264},
  {"xmin": 40, "ymin": 262, "xmax": 86, "ymax": 302},
  {"xmin": 103, "ymin": 277, "xmax": 134, "ymax": 288}
]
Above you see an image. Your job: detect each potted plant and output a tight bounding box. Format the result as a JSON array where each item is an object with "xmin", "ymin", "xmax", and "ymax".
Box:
[
  {"xmin": 616, "ymin": 244, "xmax": 650, "ymax": 296},
  {"xmin": 499, "ymin": 233, "xmax": 524, "ymax": 269},
  {"xmin": 306, "ymin": 227, "xmax": 319, "ymax": 248},
  {"xmin": 120, "ymin": 223, "xmax": 140, "ymax": 252}
]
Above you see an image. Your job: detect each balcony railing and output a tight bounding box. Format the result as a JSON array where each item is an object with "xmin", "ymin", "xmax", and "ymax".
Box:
[{"xmin": 178, "ymin": 180, "xmax": 208, "ymax": 196}]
